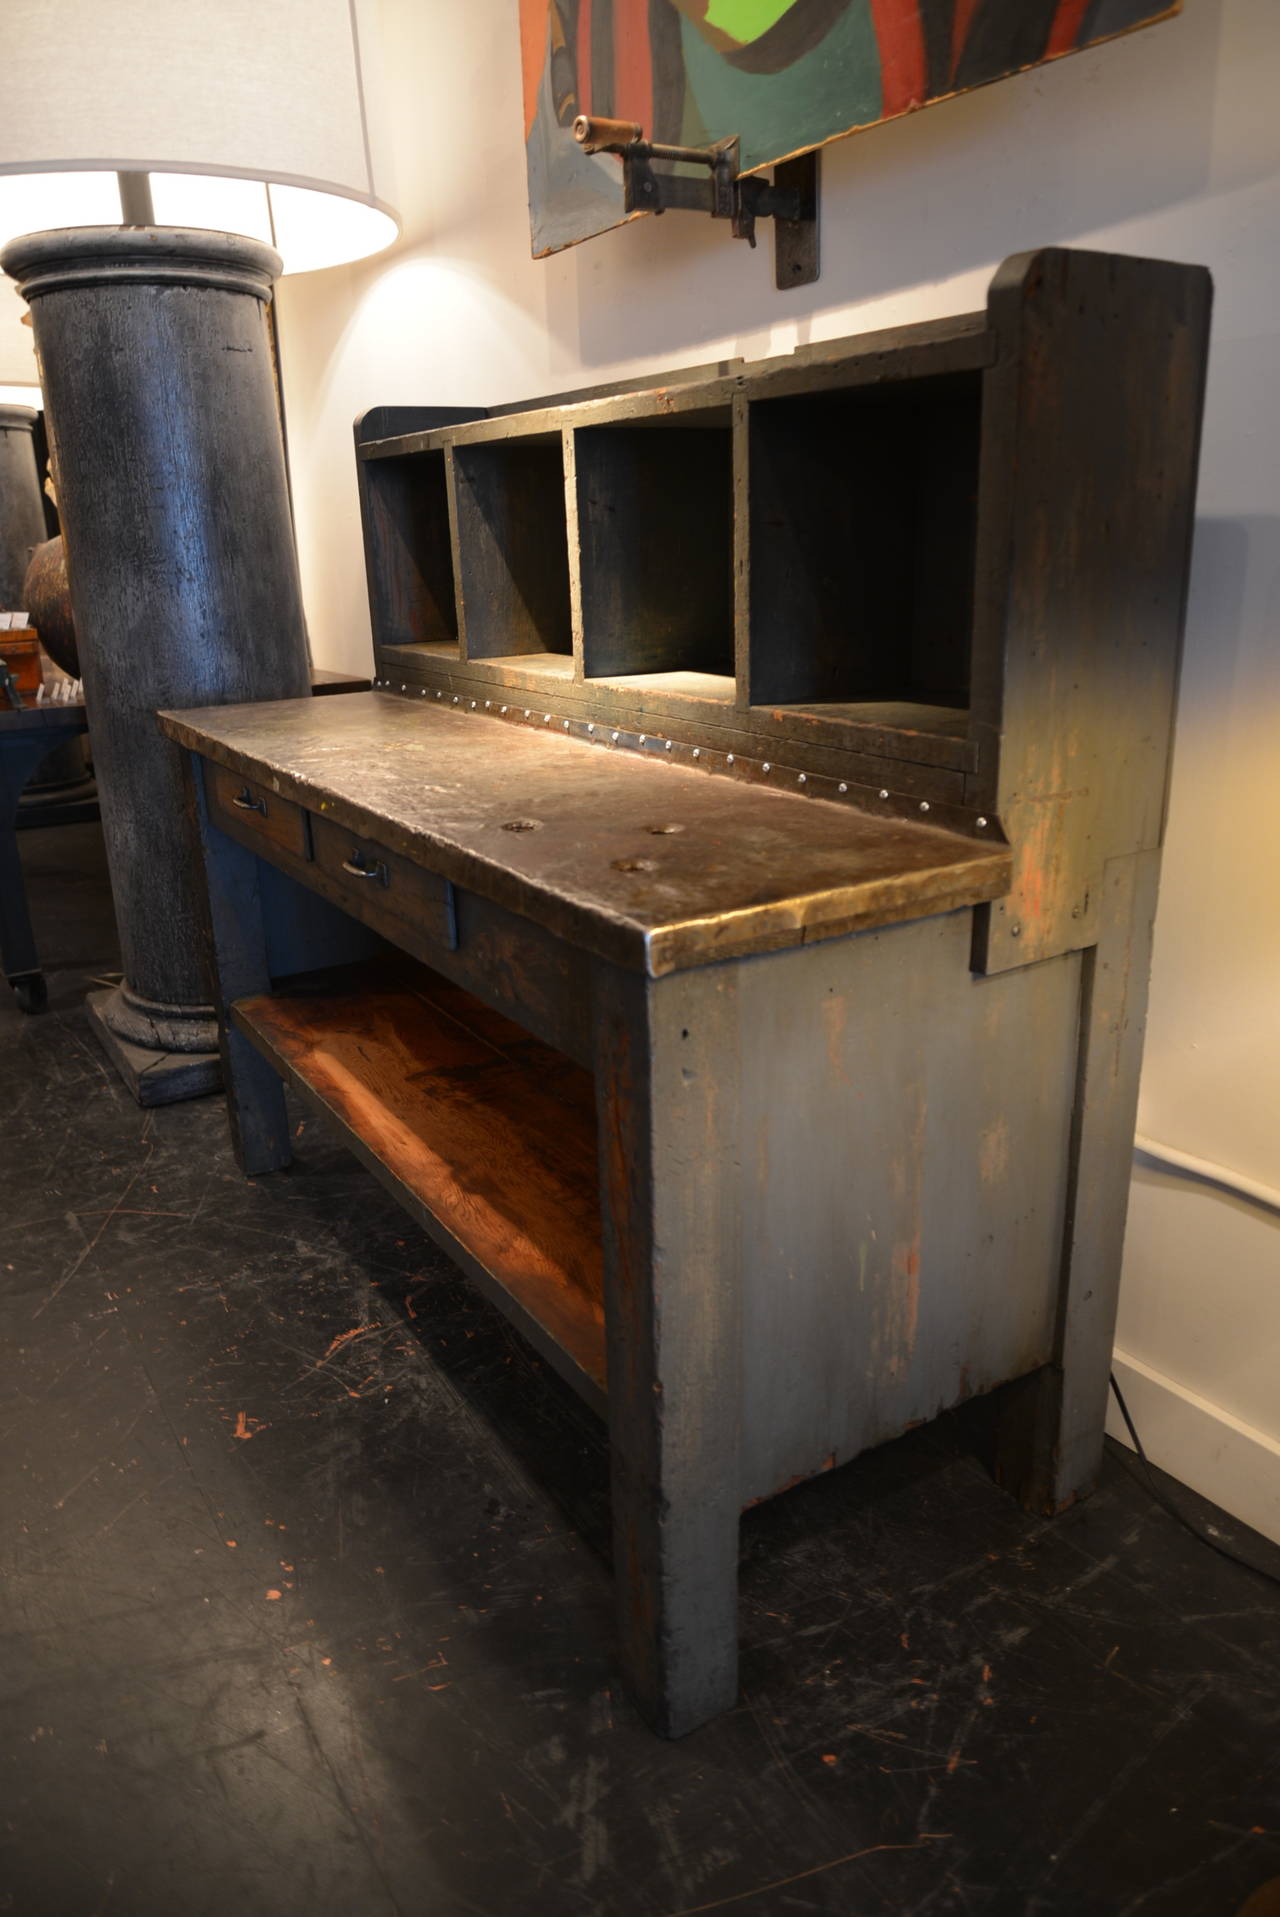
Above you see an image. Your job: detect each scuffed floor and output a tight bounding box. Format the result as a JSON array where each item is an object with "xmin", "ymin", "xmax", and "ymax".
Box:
[{"xmin": 2, "ymin": 821, "xmax": 1279, "ymax": 1917}]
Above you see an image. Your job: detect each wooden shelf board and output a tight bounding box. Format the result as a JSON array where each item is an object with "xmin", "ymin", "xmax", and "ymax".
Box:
[
  {"xmin": 590, "ymin": 670, "xmax": 736, "ymax": 702},
  {"xmin": 232, "ymin": 958, "xmax": 607, "ymax": 1408},
  {"xmin": 381, "ymin": 640, "xmax": 460, "ymax": 666},
  {"xmin": 476, "ymin": 651, "xmax": 576, "ymax": 678},
  {"xmin": 779, "ymin": 699, "xmax": 967, "ymax": 738},
  {"xmin": 356, "ymin": 313, "xmax": 994, "ymax": 463},
  {"xmin": 755, "ymin": 699, "xmax": 974, "ymax": 772}
]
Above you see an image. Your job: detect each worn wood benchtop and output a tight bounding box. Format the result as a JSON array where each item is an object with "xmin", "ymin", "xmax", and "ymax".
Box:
[{"xmin": 161, "ymin": 692, "xmax": 1009, "ymax": 975}]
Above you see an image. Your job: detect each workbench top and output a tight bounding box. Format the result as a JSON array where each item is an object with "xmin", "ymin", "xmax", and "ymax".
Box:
[{"xmin": 161, "ymin": 691, "xmax": 1009, "ymax": 974}]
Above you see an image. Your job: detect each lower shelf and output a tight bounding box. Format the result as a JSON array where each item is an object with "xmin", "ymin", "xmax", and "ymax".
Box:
[{"xmin": 232, "ymin": 958, "xmax": 607, "ymax": 1407}]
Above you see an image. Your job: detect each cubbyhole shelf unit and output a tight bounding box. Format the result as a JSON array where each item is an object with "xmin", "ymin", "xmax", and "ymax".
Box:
[{"xmin": 355, "ymin": 311, "xmax": 1001, "ymax": 808}]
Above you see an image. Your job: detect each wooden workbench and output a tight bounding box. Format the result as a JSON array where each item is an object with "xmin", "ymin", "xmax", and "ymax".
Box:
[{"xmin": 164, "ymin": 248, "xmax": 1212, "ymax": 1736}]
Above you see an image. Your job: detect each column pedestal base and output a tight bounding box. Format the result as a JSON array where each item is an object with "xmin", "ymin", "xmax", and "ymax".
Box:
[{"xmin": 87, "ymin": 989, "xmax": 221, "ymax": 1107}]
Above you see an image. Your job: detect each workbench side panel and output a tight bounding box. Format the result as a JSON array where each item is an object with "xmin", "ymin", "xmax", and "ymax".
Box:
[
  {"xmin": 737, "ymin": 910, "xmax": 1082, "ymax": 1505},
  {"xmin": 970, "ymin": 248, "xmax": 1212, "ymax": 974}
]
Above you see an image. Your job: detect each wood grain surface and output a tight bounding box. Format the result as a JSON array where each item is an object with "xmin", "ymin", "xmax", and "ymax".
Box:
[
  {"xmin": 160, "ymin": 692, "xmax": 1010, "ymax": 976},
  {"xmin": 233, "ymin": 958, "xmax": 606, "ymax": 1394}
]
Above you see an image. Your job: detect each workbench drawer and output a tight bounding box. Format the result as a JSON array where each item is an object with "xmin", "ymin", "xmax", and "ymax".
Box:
[
  {"xmin": 208, "ymin": 765, "xmax": 311, "ymax": 860},
  {"xmin": 311, "ymin": 814, "xmax": 457, "ymax": 949}
]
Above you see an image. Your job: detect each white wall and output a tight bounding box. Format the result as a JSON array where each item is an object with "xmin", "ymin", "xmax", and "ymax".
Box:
[
  {"xmin": 0, "ymin": 273, "xmax": 38, "ymax": 389},
  {"xmin": 276, "ymin": 0, "xmax": 1280, "ymax": 1541}
]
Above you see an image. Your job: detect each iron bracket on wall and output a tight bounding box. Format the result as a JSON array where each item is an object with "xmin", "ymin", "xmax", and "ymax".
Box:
[{"xmin": 571, "ymin": 115, "xmax": 819, "ymax": 290}]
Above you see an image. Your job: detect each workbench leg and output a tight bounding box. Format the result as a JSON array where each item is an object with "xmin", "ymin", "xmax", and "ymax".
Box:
[
  {"xmin": 189, "ymin": 759, "xmax": 291, "ymax": 1176},
  {"xmin": 594, "ymin": 962, "xmax": 743, "ymax": 1738},
  {"xmin": 994, "ymin": 850, "xmax": 1161, "ymax": 1513}
]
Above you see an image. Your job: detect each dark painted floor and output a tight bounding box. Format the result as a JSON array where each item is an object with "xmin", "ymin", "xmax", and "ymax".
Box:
[{"xmin": 3, "ymin": 821, "xmax": 1280, "ymax": 1917}]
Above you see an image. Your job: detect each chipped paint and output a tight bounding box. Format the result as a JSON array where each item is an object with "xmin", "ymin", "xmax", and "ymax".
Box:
[{"xmin": 978, "ymin": 1116, "xmax": 1010, "ymax": 1186}]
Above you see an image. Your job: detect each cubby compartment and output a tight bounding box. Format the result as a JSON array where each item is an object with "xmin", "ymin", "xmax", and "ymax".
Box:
[
  {"xmin": 452, "ymin": 436, "xmax": 573, "ymax": 661},
  {"xmin": 359, "ymin": 450, "xmax": 459, "ymax": 652},
  {"xmin": 576, "ymin": 416, "xmax": 735, "ymax": 694},
  {"xmin": 748, "ymin": 373, "xmax": 981, "ymax": 714}
]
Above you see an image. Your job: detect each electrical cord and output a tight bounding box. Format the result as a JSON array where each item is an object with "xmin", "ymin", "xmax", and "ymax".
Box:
[{"xmin": 1108, "ymin": 1372, "xmax": 1280, "ymax": 1592}]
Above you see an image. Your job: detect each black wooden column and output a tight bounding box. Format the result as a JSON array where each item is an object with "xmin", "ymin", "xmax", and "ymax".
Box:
[
  {"xmin": 1, "ymin": 228, "xmax": 311, "ymax": 1102},
  {"xmin": 0, "ymin": 404, "xmax": 45, "ymax": 608}
]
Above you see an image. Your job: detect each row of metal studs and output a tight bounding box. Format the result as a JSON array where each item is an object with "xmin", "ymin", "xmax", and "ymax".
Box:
[{"xmin": 371, "ymin": 677, "xmax": 996, "ymax": 843}]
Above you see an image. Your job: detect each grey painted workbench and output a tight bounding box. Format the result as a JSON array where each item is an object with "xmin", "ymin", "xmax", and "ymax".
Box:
[{"xmin": 164, "ymin": 247, "xmax": 1212, "ymax": 1736}]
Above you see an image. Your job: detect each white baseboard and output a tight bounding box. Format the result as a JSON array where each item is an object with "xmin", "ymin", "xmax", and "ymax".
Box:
[{"xmin": 1106, "ymin": 1349, "xmax": 1280, "ymax": 1547}]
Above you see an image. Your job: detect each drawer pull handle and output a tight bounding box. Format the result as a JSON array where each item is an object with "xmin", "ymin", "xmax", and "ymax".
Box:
[
  {"xmin": 342, "ymin": 852, "xmax": 389, "ymax": 886},
  {"xmin": 231, "ymin": 788, "xmax": 267, "ymax": 815}
]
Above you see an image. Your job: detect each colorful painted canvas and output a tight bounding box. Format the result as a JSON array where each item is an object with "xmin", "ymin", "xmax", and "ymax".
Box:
[{"xmin": 521, "ymin": 0, "xmax": 1179, "ymax": 256}]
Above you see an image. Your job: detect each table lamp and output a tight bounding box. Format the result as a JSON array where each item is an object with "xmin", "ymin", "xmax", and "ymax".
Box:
[
  {"xmin": 0, "ymin": 0, "xmax": 398, "ymax": 273},
  {"xmin": 0, "ymin": 0, "xmax": 399, "ymax": 1099}
]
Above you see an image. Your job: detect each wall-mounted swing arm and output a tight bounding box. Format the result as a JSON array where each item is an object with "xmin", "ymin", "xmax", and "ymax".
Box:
[{"xmin": 571, "ymin": 115, "xmax": 819, "ymax": 290}]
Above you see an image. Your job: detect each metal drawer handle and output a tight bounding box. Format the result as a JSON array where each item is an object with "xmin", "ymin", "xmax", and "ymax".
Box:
[
  {"xmin": 232, "ymin": 788, "xmax": 267, "ymax": 815},
  {"xmin": 341, "ymin": 851, "xmax": 388, "ymax": 886}
]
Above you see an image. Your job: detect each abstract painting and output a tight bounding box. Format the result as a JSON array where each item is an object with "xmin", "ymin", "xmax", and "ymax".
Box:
[{"xmin": 520, "ymin": 0, "xmax": 1180, "ymax": 256}]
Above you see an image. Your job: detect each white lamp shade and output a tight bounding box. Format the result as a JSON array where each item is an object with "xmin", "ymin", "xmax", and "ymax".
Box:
[{"xmin": 0, "ymin": 0, "xmax": 399, "ymax": 274}]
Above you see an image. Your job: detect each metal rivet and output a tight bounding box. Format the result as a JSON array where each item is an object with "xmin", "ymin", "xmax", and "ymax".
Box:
[
  {"xmin": 1010, "ymin": 922, "xmax": 1022, "ymax": 938},
  {"xmin": 797, "ymin": 772, "xmax": 806, "ymax": 784},
  {"xmin": 563, "ymin": 719, "xmax": 570, "ymax": 729},
  {"xmin": 543, "ymin": 713, "xmax": 551, "ymax": 723},
  {"xmin": 452, "ymin": 696, "xmax": 459, "ymax": 705},
  {"xmin": 977, "ymin": 815, "xmax": 988, "ymax": 828},
  {"xmin": 436, "ymin": 690, "xmax": 442, "ymax": 699},
  {"xmin": 612, "ymin": 731, "xmax": 620, "ymax": 742},
  {"xmin": 524, "ymin": 709, "xmax": 531, "ymax": 719},
  {"xmin": 726, "ymin": 753, "xmax": 734, "ymax": 765},
  {"xmin": 400, "ymin": 684, "xmax": 407, "ymax": 692},
  {"xmin": 838, "ymin": 782, "xmax": 847, "ymax": 794},
  {"xmin": 762, "ymin": 762, "xmax": 771, "ymax": 773},
  {"xmin": 484, "ymin": 699, "xmax": 491, "ymax": 709},
  {"xmin": 919, "ymin": 800, "xmax": 930, "ymax": 812},
  {"xmin": 879, "ymin": 789, "xmax": 889, "ymax": 800},
  {"xmin": 638, "ymin": 734, "xmax": 647, "ymax": 746},
  {"xmin": 500, "ymin": 705, "xmax": 508, "ymax": 714},
  {"xmin": 587, "ymin": 723, "xmax": 595, "ymax": 734},
  {"xmin": 471, "ymin": 700, "xmax": 477, "ymax": 709},
  {"xmin": 420, "ymin": 687, "xmax": 427, "ymax": 695},
  {"xmin": 692, "ymin": 748, "xmax": 700, "ymax": 759},
  {"xmin": 664, "ymin": 740, "xmax": 672, "ymax": 751}
]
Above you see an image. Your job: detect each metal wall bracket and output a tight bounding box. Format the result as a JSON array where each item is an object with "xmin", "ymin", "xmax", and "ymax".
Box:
[{"xmin": 571, "ymin": 116, "xmax": 819, "ymax": 291}]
